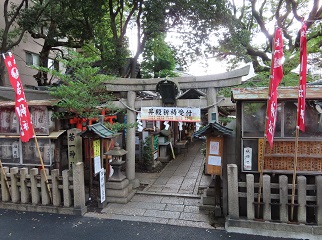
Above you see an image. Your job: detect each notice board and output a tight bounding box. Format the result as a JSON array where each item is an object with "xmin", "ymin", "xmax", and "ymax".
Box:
[{"xmin": 205, "ymin": 136, "xmax": 223, "ymax": 175}]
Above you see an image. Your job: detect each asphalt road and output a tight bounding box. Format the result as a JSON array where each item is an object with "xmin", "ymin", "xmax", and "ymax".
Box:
[{"xmin": 0, "ymin": 209, "xmax": 297, "ymax": 240}]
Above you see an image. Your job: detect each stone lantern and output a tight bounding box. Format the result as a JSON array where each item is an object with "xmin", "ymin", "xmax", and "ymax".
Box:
[
  {"xmin": 104, "ymin": 142, "xmax": 127, "ymax": 181},
  {"xmin": 104, "ymin": 142, "xmax": 135, "ymax": 203}
]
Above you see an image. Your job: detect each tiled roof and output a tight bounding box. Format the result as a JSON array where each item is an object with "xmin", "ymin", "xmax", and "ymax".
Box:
[
  {"xmin": 80, "ymin": 123, "xmax": 118, "ymax": 138},
  {"xmin": 193, "ymin": 122, "xmax": 233, "ymax": 137}
]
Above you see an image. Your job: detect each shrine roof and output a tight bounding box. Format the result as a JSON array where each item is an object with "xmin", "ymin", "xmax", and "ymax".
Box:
[
  {"xmin": 79, "ymin": 123, "xmax": 119, "ymax": 139},
  {"xmin": 231, "ymin": 86, "xmax": 322, "ymax": 101},
  {"xmin": 193, "ymin": 122, "xmax": 233, "ymax": 137}
]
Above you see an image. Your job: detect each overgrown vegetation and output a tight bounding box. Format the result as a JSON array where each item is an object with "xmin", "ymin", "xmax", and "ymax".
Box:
[
  {"xmin": 38, "ymin": 51, "xmax": 116, "ymax": 120},
  {"xmin": 142, "ymin": 136, "xmax": 154, "ymax": 171}
]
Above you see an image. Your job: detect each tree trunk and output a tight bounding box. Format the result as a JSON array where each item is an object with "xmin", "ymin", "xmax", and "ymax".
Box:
[
  {"xmin": 34, "ymin": 43, "xmax": 51, "ymax": 86},
  {"xmin": 0, "ymin": 59, "xmax": 6, "ymax": 86}
]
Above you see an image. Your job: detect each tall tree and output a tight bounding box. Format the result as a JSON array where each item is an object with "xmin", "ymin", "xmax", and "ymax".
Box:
[
  {"xmin": 212, "ymin": 0, "xmax": 322, "ymax": 75},
  {"xmin": 94, "ymin": 0, "xmax": 229, "ymax": 78},
  {"xmin": 0, "ymin": 0, "xmax": 29, "ymax": 86},
  {"xmin": 141, "ymin": 33, "xmax": 178, "ymax": 78},
  {"xmin": 19, "ymin": 0, "xmax": 104, "ymax": 86}
]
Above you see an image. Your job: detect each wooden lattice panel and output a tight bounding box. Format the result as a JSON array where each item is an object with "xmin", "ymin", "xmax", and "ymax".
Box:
[{"xmin": 258, "ymin": 139, "xmax": 322, "ymax": 172}]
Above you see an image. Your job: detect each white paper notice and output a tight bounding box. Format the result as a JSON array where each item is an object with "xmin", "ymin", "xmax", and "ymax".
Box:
[
  {"xmin": 94, "ymin": 156, "xmax": 101, "ymax": 174},
  {"xmin": 208, "ymin": 156, "xmax": 222, "ymax": 166},
  {"xmin": 209, "ymin": 141, "xmax": 219, "ymax": 155},
  {"xmin": 100, "ymin": 169, "xmax": 106, "ymax": 203}
]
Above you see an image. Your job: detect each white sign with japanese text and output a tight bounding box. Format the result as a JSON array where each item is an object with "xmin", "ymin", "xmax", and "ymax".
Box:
[
  {"xmin": 243, "ymin": 147, "xmax": 252, "ymax": 170},
  {"xmin": 100, "ymin": 169, "xmax": 106, "ymax": 203},
  {"xmin": 140, "ymin": 107, "xmax": 200, "ymax": 122}
]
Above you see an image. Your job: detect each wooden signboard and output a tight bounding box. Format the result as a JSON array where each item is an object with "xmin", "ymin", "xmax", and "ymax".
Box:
[{"xmin": 205, "ymin": 136, "xmax": 223, "ymax": 175}]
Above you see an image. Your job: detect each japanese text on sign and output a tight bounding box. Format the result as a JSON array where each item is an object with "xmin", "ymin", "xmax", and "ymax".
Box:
[{"xmin": 140, "ymin": 107, "xmax": 200, "ymax": 122}]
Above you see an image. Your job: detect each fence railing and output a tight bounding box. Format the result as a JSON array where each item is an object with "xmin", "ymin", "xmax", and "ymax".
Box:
[
  {"xmin": 0, "ymin": 162, "xmax": 86, "ymax": 215},
  {"xmin": 227, "ymin": 164, "xmax": 322, "ymax": 225}
]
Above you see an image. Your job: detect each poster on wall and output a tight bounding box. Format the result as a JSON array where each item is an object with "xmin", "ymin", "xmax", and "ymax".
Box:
[
  {"xmin": 209, "ymin": 141, "xmax": 220, "ymax": 155},
  {"xmin": 208, "ymin": 155, "xmax": 222, "ymax": 166}
]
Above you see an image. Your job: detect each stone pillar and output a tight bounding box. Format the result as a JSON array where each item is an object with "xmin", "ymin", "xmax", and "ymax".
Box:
[
  {"xmin": 1, "ymin": 166, "xmax": 10, "ymax": 202},
  {"xmin": 51, "ymin": 169, "xmax": 61, "ymax": 207},
  {"xmin": 62, "ymin": 169, "xmax": 72, "ymax": 207},
  {"xmin": 207, "ymin": 87, "xmax": 218, "ymax": 123},
  {"xmin": 279, "ymin": 175, "xmax": 288, "ymax": 223},
  {"xmin": 20, "ymin": 168, "xmax": 29, "ymax": 203},
  {"xmin": 73, "ymin": 162, "xmax": 87, "ymax": 215},
  {"xmin": 30, "ymin": 168, "xmax": 40, "ymax": 205},
  {"xmin": 126, "ymin": 91, "xmax": 139, "ymax": 188},
  {"xmin": 246, "ymin": 174, "xmax": 255, "ymax": 220},
  {"xmin": 316, "ymin": 175, "xmax": 322, "ymax": 226},
  {"xmin": 297, "ymin": 175, "xmax": 306, "ymax": 224},
  {"xmin": 227, "ymin": 164, "xmax": 239, "ymax": 219},
  {"xmin": 10, "ymin": 167, "xmax": 19, "ymax": 203},
  {"xmin": 263, "ymin": 174, "xmax": 271, "ymax": 221}
]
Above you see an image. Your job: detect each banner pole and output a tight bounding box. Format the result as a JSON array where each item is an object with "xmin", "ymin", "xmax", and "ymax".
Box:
[
  {"xmin": 33, "ymin": 128, "xmax": 52, "ymax": 203},
  {"xmin": 290, "ymin": 126, "xmax": 299, "ymax": 221},
  {"xmin": 0, "ymin": 159, "xmax": 12, "ymax": 199}
]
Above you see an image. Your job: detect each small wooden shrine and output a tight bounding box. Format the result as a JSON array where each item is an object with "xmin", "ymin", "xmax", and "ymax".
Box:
[{"xmin": 232, "ymin": 86, "xmax": 322, "ymax": 174}]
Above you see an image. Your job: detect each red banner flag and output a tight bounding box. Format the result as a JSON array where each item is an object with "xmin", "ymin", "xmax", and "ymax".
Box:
[
  {"xmin": 3, "ymin": 52, "xmax": 34, "ymax": 142},
  {"xmin": 297, "ymin": 23, "xmax": 307, "ymax": 132},
  {"xmin": 265, "ymin": 28, "xmax": 284, "ymax": 148}
]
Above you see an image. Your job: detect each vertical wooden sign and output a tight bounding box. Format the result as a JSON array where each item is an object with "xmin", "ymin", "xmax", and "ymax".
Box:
[
  {"xmin": 67, "ymin": 128, "xmax": 83, "ymax": 169},
  {"xmin": 205, "ymin": 136, "xmax": 223, "ymax": 175}
]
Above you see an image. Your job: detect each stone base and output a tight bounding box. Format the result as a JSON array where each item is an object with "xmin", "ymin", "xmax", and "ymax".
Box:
[
  {"xmin": 106, "ymin": 178, "xmax": 135, "ymax": 204},
  {"xmin": 226, "ymin": 218, "xmax": 322, "ymax": 239},
  {"xmin": 158, "ymin": 156, "xmax": 170, "ymax": 163},
  {"xmin": 106, "ymin": 190, "xmax": 135, "ymax": 204}
]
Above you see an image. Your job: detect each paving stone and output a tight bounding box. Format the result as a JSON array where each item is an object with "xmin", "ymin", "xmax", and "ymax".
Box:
[
  {"xmin": 110, "ymin": 214, "xmax": 169, "ymax": 224},
  {"xmin": 168, "ymin": 219, "xmax": 213, "ymax": 229},
  {"xmin": 144, "ymin": 209, "xmax": 180, "ymax": 219},
  {"xmin": 162, "ymin": 184, "xmax": 180, "ymax": 193},
  {"xmin": 165, "ymin": 204, "xmax": 185, "ymax": 212},
  {"xmin": 154, "ymin": 177, "xmax": 169, "ymax": 185},
  {"xmin": 160, "ymin": 170, "xmax": 175, "ymax": 177},
  {"xmin": 184, "ymin": 198, "xmax": 201, "ymax": 206},
  {"xmin": 178, "ymin": 189, "xmax": 193, "ymax": 194},
  {"xmin": 179, "ymin": 212, "xmax": 209, "ymax": 222},
  {"xmin": 131, "ymin": 195, "xmax": 162, "ymax": 203},
  {"xmin": 125, "ymin": 201, "xmax": 166, "ymax": 210},
  {"xmin": 172, "ymin": 171, "xmax": 187, "ymax": 177},
  {"xmin": 167, "ymin": 176, "xmax": 184, "ymax": 184},
  {"xmin": 161, "ymin": 196, "xmax": 184, "ymax": 204},
  {"xmin": 146, "ymin": 185, "xmax": 164, "ymax": 192},
  {"xmin": 184, "ymin": 205, "xmax": 200, "ymax": 213},
  {"xmin": 101, "ymin": 207, "xmax": 146, "ymax": 216}
]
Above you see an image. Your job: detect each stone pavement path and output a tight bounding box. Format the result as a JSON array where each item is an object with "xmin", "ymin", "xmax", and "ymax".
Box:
[{"xmin": 85, "ymin": 140, "xmax": 217, "ymax": 229}]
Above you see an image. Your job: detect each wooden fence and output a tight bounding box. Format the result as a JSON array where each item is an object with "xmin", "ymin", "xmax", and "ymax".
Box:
[
  {"xmin": 0, "ymin": 162, "xmax": 86, "ymax": 215},
  {"xmin": 226, "ymin": 164, "xmax": 322, "ymax": 238}
]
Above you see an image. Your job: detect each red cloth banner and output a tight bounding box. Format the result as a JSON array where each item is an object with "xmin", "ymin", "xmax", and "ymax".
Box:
[
  {"xmin": 3, "ymin": 52, "xmax": 34, "ymax": 142},
  {"xmin": 265, "ymin": 28, "xmax": 284, "ymax": 148},
  {"xmin": 297, "ymin": 23, "xmax": 307, "ymax": 132}
]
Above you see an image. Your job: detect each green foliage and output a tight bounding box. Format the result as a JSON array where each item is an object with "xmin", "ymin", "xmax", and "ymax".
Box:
[
  {"xmin": 142, "ymin": 136, "xmax": 154, "ymax": 170},
  {"xmin": 41, "ymin": 51, "xmax": 116, "ymax": 119},
  {"xmin": 105, "ymin": 122, "xmax": 137, "ymax": 133},
  {"xmin": 141, "ymin": 34, "xmax": 178, "ymax": 78}
]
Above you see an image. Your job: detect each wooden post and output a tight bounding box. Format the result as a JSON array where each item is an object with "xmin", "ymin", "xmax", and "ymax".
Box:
[{"xmin": 33, "ymin": 128, "xmax": 52, "ymax": 203}]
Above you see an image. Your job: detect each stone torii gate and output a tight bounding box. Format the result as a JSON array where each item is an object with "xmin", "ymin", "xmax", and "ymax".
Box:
[{"xmin": 104, "ymin": 65, "xmax": 250, "ymax": 188}]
